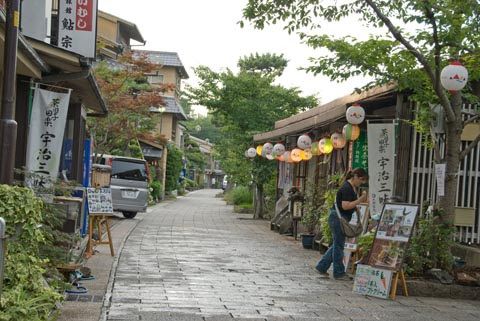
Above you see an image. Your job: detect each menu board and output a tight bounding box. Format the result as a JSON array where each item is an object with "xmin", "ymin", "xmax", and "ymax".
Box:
[
  {"xmin": 368, "ymin": 203, "xmax": 419, "ymax": 270},
  {"xmin": 353, "ymin": 264, "xmax": 393, "ymax": 299},
  {"xmin": 87, "ymin": 188, "xmax": 113, "ymax": 214}
]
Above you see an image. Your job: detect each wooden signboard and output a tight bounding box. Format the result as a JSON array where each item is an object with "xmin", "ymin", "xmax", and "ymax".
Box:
[
  {"xmin": 353, "ymin": 264, "xmax": 393, "ymax": 299},
  {"xmin": 368, "ymin": 203, "xmax": 419, "ymax": 270}
]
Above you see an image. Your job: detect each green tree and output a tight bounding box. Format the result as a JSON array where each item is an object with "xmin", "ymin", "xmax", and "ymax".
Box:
[
  {"xmin": 186, "ymin": 53, "xmax": 317, "ymax": 218},
  {"xmin": 182, "ymin": 114, "xmax": 222, "ymax": 144},
  {"xmin": 91, "ymin": 51, "xmax": 172, "ymax": 161},
  {"xmin": 242, "ymin": 0, "xmax": 480, "ymax": 224},
  {"xmin": 165, "ymin": 143, "xmax": 183, "ymax": 192}
]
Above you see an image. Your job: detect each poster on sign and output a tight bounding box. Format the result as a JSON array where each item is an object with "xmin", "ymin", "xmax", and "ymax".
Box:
[
  {"xmin": 87, "ymin": 188, "xmax": 113, "ymax": 214},
  {"xmin": 58, "ymin": 0, "xmax": 98, "ymax": 58},
  {"xmin": 353, "ymin": 264, "xmax": 393, "ymax": 299},
  {"xmin": 368, "ymin": 203, "xmax": 419, "ymax": 270}
]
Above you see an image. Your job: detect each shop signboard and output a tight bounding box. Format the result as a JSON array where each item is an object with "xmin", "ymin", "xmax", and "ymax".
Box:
[
  {"xmin": 353, "ymin": 264, "xmax": 393, "ymax": 299},
  {"xmin": 86, "ymin": 188, "xmax": 113, "ymax": 214},
  {"xmin": 26, "ymin": 87, "xmax": 71, "ymax": 188},
  {"xmin": 367, "ymin": 122, "xmax": 396, "ymax": 216},
  {"xmin": 58, "ymin": 0, "xmax": 98, "ymax": 58},
  {"xmin": 352, "ymin": 130, "xmax": 368, "ymax": 170}
]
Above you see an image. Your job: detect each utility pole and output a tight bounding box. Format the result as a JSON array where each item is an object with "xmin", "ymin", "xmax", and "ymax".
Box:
[{"xmin": 0, "ymin": 0, "xmax": 20, "ymax": 185}]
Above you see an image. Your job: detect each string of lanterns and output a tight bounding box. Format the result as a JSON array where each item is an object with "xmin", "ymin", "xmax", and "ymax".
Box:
[{"xmin": 246, "ymin": 103, "xmax": 366, "ymax": 162}]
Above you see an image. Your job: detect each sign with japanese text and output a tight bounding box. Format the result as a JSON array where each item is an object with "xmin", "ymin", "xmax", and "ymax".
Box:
[
  {"xmin": 87, "ymin": 188, "xmax": 113, "ymax": 214},
  {"xmin": 352, "ymin": 130, "xmax": 368, "ymax": 170},
  {"xmin": 26, "ymin": 87, "xmax": 71, "ymax": 188},
  {"xmin": 58, "ymin": 0, "xmax": 98, "ymax": 58},
  {"xmin": 367, "ymin": 122, "xmax": 395, "ymax": 216},
  {"xmin": 353, "ymin": 264, "xmax": 393, "ymax": 299}
]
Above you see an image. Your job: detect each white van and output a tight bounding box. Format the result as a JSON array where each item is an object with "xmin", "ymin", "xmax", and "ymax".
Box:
[{"xmin": 96, "ymin": 155, "xmax": 149, "ymax": 219}]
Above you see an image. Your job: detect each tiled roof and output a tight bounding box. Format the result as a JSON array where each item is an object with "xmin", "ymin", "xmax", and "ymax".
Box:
[
  {"xmin": 162, "ymin": 96, "xmax": 188, "ymax": 120},
  {"xmin": 134, "ymin": 50, "xmax": 189, "ymax": 79}
]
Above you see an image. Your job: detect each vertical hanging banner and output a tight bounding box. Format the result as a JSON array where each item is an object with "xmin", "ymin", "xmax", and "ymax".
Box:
[
  {"xmin": 58, "ymin": 0, "xmax": 98, "ymax": 58},
  {"xmin": 367, "ymin": 122, "xmax": 396, "ymax": 216},
  {"xmin": 26, "ymin": 87, "xmax": 71, "ymax": 188}
]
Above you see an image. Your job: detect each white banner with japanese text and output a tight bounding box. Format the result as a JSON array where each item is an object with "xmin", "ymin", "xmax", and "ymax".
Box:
[
  {"xmin": 26, "ymin": 87, "xmax": 71, "ymax": 188},
  {"xmin": 367, "ymin": 122, "xmax": 396, "ymax": 216},
  {"xmin": 58, "ymin": 0, "xmax": 98, "ymax": 58}
]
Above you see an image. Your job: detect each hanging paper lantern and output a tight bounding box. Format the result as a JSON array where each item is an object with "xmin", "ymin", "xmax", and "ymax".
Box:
[
  {"xmin": 318, "ymin": 137, "xmax": 334, "ymax": 154},
  {"xmin": 342, "ymin": 124, "xmax": 361, "ymax": 141},
  {"xmin": 263, "ymin": 142, "xmax": 274, "ymax": 153},
  {"xmin": 331, "ymin": 131, "xmax": 347, "ymax": 149},
  {"xmin": 256, "ymin": 145, "xmax": 263, "ymax": 156},
  {"xmin": 297, "ymin": 134, "xmax": 312, "ymax": 150},
  {"xmin": 247, "ymin": 147, "xmax": 257, "ymax": 158},
  {"xmin": 301, "ymin": 149, "xmax": 313, "ymax": 161},
  {"xmin": 346, "ymin": 104, "xmax": 365, "ymax": 125},
  {"xmin": 276, "ymin": 154, "xmax": 284, "ymax": 161},
  {"xmin": 440, "ymin": 61, "xmax": 468, "ymax": 92},
  {"xmin": 291, "ymin": 148, "xmax": 302, "ymax": 162},
  {"xmin": 273, "ymin": 143, "xmax": 286, "ymax": 155},
  {"xmin": 266, "ymin": 153, "xmax": 274, "ymax": 160}
]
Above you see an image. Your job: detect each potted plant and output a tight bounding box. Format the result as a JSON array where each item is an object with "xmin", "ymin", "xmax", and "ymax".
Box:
[{"xmin": 300, "ymin": 179, "xmax": 322, "ymax": 249}]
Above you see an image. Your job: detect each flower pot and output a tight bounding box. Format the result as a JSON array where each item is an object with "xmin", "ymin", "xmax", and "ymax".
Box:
[{"xmin": 301, "ymin": 233, "xmax": 315, "ymax": 249}]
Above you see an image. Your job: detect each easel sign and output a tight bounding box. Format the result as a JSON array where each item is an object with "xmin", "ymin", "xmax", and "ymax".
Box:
[
  {"xmin": 368, "ymin": 203, "xmax": 419, "ymax": 271},
  {"xmin": 86, "ymin": 188, "xmax": 113, "ymax": 214},
  {"xmin": 353, "ymin": 264, "xmax": 393, "ymax": 299}
]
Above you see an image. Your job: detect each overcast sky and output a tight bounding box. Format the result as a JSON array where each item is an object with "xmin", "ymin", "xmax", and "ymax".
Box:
[{"xmin": 98, "ymin": 0, "xmax": 370, "ymax": 115}]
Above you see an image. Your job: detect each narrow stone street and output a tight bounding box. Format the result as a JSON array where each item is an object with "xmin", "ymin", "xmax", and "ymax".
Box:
[{"xmin": 103, "ymin": 190, "xmax": 480, "ymax": 321}]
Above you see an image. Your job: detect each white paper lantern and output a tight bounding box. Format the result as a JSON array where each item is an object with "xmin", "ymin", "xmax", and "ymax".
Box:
[
  {"xmin": 273, "ymin": 143, "xmax": 286, "ymax": 155},
  {"xmin": 247, "ymin": 147, "xmax": 256, "ymax": 158},
  {"xmin": 346, "ymin": 104, "xmax": 365, "ymax": 125},
  {"xmin": 297, "ymin": 134, "xmax": 312, "ymax": 150},
  {"xmin": 263, "ymin": 142, "xmax": 274, "ymax": 153},
  {"xmin": 331, "ymin": 131, "xmax": 347, "ymax": 149},
  {"xmin": 266, "ymin": 153, "xmax": 274, "ymax": 160},
  {"xmin": 441, "ymin": 62, "xmax": 468, "ymax": 92}
]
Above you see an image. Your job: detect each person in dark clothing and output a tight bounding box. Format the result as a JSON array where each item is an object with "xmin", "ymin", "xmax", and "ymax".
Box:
[{"xmin": 315, "ymin": 168, "xmax": 369, "ymax": 280}]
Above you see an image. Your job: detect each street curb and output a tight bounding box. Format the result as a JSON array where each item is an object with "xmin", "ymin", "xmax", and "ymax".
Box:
[{"xmin": 98, "ymin": 201, "xmax": 171, "ymax": 321}]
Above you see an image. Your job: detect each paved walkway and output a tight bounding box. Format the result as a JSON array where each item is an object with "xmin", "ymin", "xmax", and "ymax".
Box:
[{"xmin": 100, "ymin": 189, "xmax": 480, "ymax": 321}]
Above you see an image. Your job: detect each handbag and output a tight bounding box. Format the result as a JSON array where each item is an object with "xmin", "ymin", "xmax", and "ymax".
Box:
[{"xmin": 334, "ymin": 202, "xmax": 363, "ymax": 237}]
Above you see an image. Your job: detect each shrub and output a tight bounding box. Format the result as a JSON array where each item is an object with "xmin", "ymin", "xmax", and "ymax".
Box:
[
  {"xmin": 231, "ymin": 186, "xmax": 252, "ymax": 205},
  {"xmin": 0, "ymin": 185, "xmax": 64, "ymax": 320},
  {"xmin": 404, "ymin": 214, "xmax": 454, "ymax": 275},
  {"xmin": 150, "ymin": 181, "xmax": 162, "ymax": 201}
]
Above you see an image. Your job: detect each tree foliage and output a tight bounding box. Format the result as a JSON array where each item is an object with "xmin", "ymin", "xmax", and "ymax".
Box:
[
  {"xmin": 182, "ymin": 114, "xmax": 222, "ymax": 144},
  {"xmin": 183, "ymin": 134, "xmax": 207, "ymax": 173},
  {"xmin": 91, "ymin": 51, "xmax": 173, "ymax": 160},
  {"xmin": 186, "ymin": 53, "xmax": 317, "ymax": 188},
  {"xmin": 242, "ymin": 0, "xmax": 480, "ymax": 223},
  {"xmin": 165, "ymin": 143, "xmax": 183, "ymax": 192}
]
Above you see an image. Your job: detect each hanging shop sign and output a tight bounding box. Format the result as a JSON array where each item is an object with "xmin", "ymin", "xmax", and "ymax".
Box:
[
  {"xmin": 26, "ymin": 86, "xmax": 72, "ymax": 188},
  {"xmin": 58, "ymin": 0, "xmax": 98, "ymax": 58},
  {"xmin": 367, "ymin": 122, "xmax": 395, "ymax": 216},
  {"xmin": 352, "ymin": 130, "xmax": 368, "ymax": 170}
]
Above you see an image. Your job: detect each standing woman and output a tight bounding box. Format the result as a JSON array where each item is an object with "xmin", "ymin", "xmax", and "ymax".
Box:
[{"xmin": 315, "ymin": 168, "xmax": 369, "ymax": 280}]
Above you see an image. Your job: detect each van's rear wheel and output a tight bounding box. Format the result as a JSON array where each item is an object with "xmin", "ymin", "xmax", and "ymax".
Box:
[{"xmin": 122, "ymin": 211, "xmax": 137, "ymax": 219}]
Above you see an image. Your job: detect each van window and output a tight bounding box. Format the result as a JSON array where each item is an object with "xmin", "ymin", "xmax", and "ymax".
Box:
[{"xmin": 112, "ymin": 159, "xmax": 147, "ymax": 181}]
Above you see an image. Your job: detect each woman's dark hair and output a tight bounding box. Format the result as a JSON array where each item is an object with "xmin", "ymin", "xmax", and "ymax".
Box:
[{"xmin": 342, "ymin": 168, "xmax": 368, "ymax": 184}]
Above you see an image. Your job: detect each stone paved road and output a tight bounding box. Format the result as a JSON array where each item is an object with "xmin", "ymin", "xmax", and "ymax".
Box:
[{"xmin": 104, "ymin": 189, "xmax": 480, "ymax": 321}]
